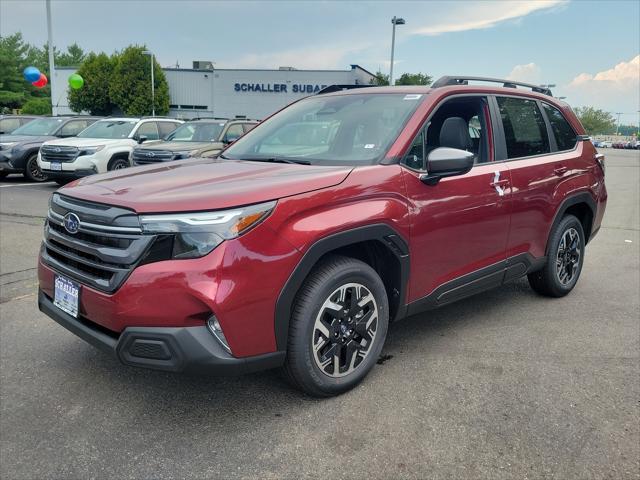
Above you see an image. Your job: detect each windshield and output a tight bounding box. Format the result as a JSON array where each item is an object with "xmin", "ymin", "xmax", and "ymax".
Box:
[
  {"xmin": 166, "ymin": 122, "xmax": 225, "ymax": 142},
  {"xmin": 11, "ymin": 118, "xmax": 64, "ymax": 136},
  {"xmin": 223, "ymin": 93, "xmax": 423, "ymax": 165},
  {"xmin": 77, "ymin": 120, "xmax": 137, "ymax": 139}
]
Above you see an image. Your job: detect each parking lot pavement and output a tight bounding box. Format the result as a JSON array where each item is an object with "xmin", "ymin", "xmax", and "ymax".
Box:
[{"xmin": 1, "ymin": 150, "xmax": 639, "ymax": 479}]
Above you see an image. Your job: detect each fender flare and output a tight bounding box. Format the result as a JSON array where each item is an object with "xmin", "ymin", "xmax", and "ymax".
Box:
[
  {"xmin": 273, "ymin": 223, "xmax": 410, "ymax": 351},
  {"xmin": 545, "ymin": 192, "xmax": 596, "ymax": 253}
]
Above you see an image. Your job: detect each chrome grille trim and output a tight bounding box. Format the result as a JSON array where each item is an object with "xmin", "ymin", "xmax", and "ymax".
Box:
[{"xmin": 41, "ymin": 145, "xmax": 79, "ymax": 162}]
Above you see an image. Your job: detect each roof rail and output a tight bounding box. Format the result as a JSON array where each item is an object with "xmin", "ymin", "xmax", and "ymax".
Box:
[
  {"xmin": 431, "ymin": 76, "xmax": 553, "ymax": 96},
  {"xmin": 316, "ymin": 84, "xmax": 373, "ymax": 95}
]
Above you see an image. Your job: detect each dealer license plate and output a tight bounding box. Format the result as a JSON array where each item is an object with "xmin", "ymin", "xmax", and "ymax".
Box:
[
  {"xmin": 50, "ymin": 162, "xmax": 62, "ymax": 171},
  {"xmin": 53, "ymin": 275, "xmax": 80, "ymax": 317}
]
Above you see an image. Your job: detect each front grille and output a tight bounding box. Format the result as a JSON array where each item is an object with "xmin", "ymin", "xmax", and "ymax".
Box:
[
  {"xmin": 42, "ymin": 193, "xmax": 154, "ymax": 293},
  {"xmin": 41, "ymin": 145, "xmax": 79, "ymax": 163},
  {"xmin": 132, "ymin": 149, "xmax": 174, "ymax": 165}
]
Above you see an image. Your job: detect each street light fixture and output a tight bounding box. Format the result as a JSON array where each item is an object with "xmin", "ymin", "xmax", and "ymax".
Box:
[
  {"xmin": 389, "ymin": 16, "xmax": 405, "ymax": 86},
  {"xmin": 142, "ymin": 51, "xmax": 155, "ymax": 117}
]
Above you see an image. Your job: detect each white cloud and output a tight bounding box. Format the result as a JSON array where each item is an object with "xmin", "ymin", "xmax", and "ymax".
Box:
[
  {"xmin": 411, "ymin": 0, "xmax": 567, "ymax": 36},
  {"xmin": 507, "ymin": 62, "xmax": 541, "ymax": 83},
  {"xmin": 563, "ymin": 55, "xmax": 640, "ymax": 112}
]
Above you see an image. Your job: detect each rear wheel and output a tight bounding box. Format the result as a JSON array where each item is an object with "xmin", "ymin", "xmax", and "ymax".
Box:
[
  {"xmin": 283, "ymin": 255, "xmax": 389, "ymax": 397},
  {"xmin": 528, "ymin": 214, "xmax": 585, "ymax": 297},
  {"xmin": 24, "ymin": 154, "xmax": 48, "ymax": 182},
  {"xmin": 108, "ymin": 157, "xmax": 129, "ymax": 171}
]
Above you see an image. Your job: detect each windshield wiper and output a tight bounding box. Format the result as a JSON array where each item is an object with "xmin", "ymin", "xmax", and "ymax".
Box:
[{"xmin": 249, "ymin": 157, "xmax": 311, "ymax": 165}]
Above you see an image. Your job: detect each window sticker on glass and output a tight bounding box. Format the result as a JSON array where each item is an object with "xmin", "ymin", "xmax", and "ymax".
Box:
[
  {"xmin": 403, "ymin": 94, "xmax": 422, "ymax": 100},
  {"xmin": 364, "ymin": 144, "xmax": 376, "ymax": 149}
]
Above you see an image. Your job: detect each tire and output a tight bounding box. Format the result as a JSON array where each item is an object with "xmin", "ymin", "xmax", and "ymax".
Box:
[
  {"xmin": 23, "ymin": 153, "xmax": 48, "ymax": 182},
  {"xmin": 283, "ymin": 255, "xmax": 389, "ymax": 397},
  {"xmin": 528, "ymin": 214, "xmax": 585, "ymax": 297},
  {"xmin": 107, "ymin": 157, "xmax": 129, "ymax": 171}
]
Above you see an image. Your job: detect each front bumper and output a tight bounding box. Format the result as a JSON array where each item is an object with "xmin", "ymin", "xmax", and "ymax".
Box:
[
  {"xmin": 40, "ymin": 167, "xmax": 97, "ymax": 180},
  {"xmin": 0, "ymin": 150, "xmax": 27, "ymax": 173},
  {"xmin": 38, "ymin": 289, "xmax": 285, "ymax": 375}
]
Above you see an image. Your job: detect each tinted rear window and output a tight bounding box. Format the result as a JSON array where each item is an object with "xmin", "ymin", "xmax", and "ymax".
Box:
[
  {"xmin": 543, "ymin": 103, "xmax": 577, "ymax": 151},
  {"xmin": 497, "ymin": 97, "xmax": 550, "ymax": 159}
]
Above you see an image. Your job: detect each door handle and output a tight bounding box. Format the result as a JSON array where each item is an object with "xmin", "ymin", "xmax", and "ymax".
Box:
[
  {"xmin": 554, "ymin": 166, "xmax": 568, "ymax": 176},
  {"xmin": 490, "ymin": 171, "xmax": 509, "ymax": 196}
]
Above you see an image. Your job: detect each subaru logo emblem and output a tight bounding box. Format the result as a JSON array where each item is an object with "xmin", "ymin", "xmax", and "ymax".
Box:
[
  {"xmin": 63, "ymin": 212, "xmax": 80, "ymax": 234},
  {"xmin": 53, "ymin": 147, "xmax": 61, "ymax": 153},
  {"xmin": 146, "ymin": 152, "xmax": 155, "ymax": 157}
]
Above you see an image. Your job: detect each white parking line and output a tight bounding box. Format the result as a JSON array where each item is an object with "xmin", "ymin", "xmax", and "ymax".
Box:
[{"xmin": 0, "ymin": 182, "xmax": 56, "ymax": 188}]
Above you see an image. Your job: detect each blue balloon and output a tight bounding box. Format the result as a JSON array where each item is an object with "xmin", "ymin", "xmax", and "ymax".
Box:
[{"xmin": 23, "ymin": 66, "xmax": 41, "ymax": 83}]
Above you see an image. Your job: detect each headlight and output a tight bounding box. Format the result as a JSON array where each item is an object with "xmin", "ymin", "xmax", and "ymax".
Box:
[
  {"xmin": 172, "ymin": 149, "xmax": 200, "ymax": 160},
  {"xmin": 78, "ymin": 145, "xmax": 105, "ymax": 157},
  {"xmin": 0, "ymin": 142, "xmax": 17, "ymax": 151},
  {"xmin": 139, "ymin": 201, "xmax": 276, "ymax": 259}
]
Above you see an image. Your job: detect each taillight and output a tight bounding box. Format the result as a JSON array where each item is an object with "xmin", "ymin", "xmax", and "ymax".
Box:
[{"xmin": 595, "ymin": 153, "xmax": 605, "ymax": 175}]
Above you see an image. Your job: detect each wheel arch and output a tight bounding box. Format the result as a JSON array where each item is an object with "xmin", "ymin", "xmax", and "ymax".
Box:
[
  {"xmin": 274, "ymin": 224, "xmax": 410, "ymax": 351},
  {"xmin": 546, "ymin": 192, "xmax": 596, "ymax": 253},
  {"xmin": 107, "ymin": 151, "xmax": 131, "ymax": 170}
]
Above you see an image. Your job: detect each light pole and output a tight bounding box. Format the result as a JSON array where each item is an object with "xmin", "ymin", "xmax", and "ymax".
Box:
[
  {"xmin": 389, "ymin": 16, "xmax": 405, "ymax": 86},
  {"xmin": 46, "ymin": 0, "xmax": 56, "ymax": 116},
  {"xmin": 142, "ymin": 51, "xmax": 155, "ymax": 116},
  {"xmin": 615, "ymin": 112, "xmax": 622, "ymax": 135}
]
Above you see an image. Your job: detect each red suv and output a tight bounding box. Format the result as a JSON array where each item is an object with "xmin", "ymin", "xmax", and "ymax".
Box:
[{"xmin": 38, "ymin": 76, "xmax": 607, "ymax": 396}]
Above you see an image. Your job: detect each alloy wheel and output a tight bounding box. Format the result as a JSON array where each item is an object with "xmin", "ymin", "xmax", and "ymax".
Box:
[
  {"xmin": 556, "ymin": 227, "xmax": 581, "ymax": 285},
  {"xmin": 27, "ymin": 157, "xmax": 47, "ymax": 182},
  {"xmin": 311, "ymin": 283, "xmax": 378, "ymax": 378}
]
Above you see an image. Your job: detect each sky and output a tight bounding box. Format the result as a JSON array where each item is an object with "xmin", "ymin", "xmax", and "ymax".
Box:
[{"xmin": 1, "ymin": 0, "xmax": 639, "ymax": 120}]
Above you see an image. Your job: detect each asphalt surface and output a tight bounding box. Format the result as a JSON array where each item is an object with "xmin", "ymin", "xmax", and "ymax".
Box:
[{"xmin": 1, "ymin": 149, "xmax": 639, "ymax": 479}]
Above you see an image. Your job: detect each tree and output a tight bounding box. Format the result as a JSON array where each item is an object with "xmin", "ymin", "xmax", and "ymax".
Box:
[
  {"xmin": 21, "ymin": 97, "xmax": 52, "ymax": 115},
  {"xmin": 68, "ymin": 52, "xmax": 116, "ymax": 115},
  {"xmin": 574, "ymin": 107, "xmax": 616, "ymax": 135},
  {"xmin": 109, "ymin": 45, "xmax": 170, "ymax": 116},
  {"xmin": 396, "ymin": 73, "xmax": 432, "ymax": 86},
  {"xmin": 0, "ymin": 33, "xmax": 30, "ymax": 111},
  {"xmin": 57, "ymin": 43, "xmax": 86, "ymax": 66},
  {"xmin": 370, "ymin": 70, "xmax": 389, "ymax": 86}
]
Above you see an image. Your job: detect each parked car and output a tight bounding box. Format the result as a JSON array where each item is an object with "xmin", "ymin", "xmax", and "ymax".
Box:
[
  {"xmin": 591, "ymin": 139, "xmax": 601, "ymax": 147},
  {"xmin": 0, "ymin": 115, "xmax": 39, "ymax": 134},
  {"xmin": 37, "ymin": 76, "xmax": 607, "ymax": 396},
  {"xmin": 599, "ymin": 141, "xmax": 612, "ymax": 148},
  {"xmin": 0, "ymin": 116, "xmax": 100, "ymax": 181},
  {"xmin": 634, "ymin": 140, "xmax": 640, "ymax": 150},
  {"xmin": 38, "ymin": 117, "xmax": 183, "ymax": 185},
  {"xmin": 130, "ymin": 118, "xmax": 258, "ymax": 166}
]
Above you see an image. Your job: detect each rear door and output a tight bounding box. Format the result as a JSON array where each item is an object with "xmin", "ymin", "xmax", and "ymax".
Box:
[
  {"xmin": 494, "ymin": 96, "xmax": 579, "ymax": 263},
  {"xmin": 402, "ymin": 95, "xmax": 512, "ymax": 308}
]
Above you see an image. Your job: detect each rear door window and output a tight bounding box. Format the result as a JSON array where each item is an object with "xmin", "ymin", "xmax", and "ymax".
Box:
[
  {"xmin": 59, "ymin": 120, "xmax": 89, "ymax": 137},
  {"xmin": 497, "ymin": 97, "xmax": 550, "ymax": 159},
  {"xmin": 542, "ymin": 104, "xmax": 577, "ymax": 151},
  {"xmin": 224, "ymin": 124, "xmax": 244, "ymax": 142}
]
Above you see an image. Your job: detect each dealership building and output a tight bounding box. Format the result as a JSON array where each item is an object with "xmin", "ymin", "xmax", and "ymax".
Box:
[{"xmin": 52, "ymin": 63, "xmax": 376, "ymax": 119}]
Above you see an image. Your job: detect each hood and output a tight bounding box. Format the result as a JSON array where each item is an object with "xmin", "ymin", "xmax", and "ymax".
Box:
[
  {"xmin": 0, "ymin": 134, "xmax": 55, "ymax": 145},
  {"xmin": 60, "ymin": 158, "xmax": 353, "ymax": 213},
  {"xmin": 44, "ymin": 137, "xmax": 134, "ymax": 148},
  {"xmin": 136, "ymin": 141, "xmax": 223, "ymax": 152}
]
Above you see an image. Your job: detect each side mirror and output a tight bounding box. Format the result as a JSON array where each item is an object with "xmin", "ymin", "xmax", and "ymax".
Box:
[
  {"xmin": 137, "ymin": 135, "xmax": 148, "ymax": 144},
  {"xmin": 419, "ymin": 147, "xmax": 474, "ymax": 185}
]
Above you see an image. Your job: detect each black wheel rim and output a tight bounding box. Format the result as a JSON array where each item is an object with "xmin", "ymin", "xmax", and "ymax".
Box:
[
  {"xmin": 28, "ymin": 157, "xmax": 47, "ymax": 181},
  {"xmin": 311, "ymin": 283, "xmax": 378, "ymax": 378},
  {"xmin": 556, "ymin": 227, "xmax": 581, "ymax": 285}
]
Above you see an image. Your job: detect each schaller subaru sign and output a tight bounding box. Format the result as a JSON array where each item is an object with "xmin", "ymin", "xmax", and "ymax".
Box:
[{"xmin": 234, "ymin": 83, "xmax": 329, "ymax": 94}]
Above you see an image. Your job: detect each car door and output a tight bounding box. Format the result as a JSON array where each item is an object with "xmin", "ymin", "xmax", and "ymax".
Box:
[
  {"xmin": 402, "ymin": 96, "xmax": 512, "ymax": 309},
  {"xmin": 493, "ymin": 96, "xmax": 574, "ymax": 263}
]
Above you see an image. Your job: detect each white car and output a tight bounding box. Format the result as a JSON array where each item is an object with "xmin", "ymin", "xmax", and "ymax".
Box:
[
  {"xmin": 599, "ymin": 141, "xmax": 612, "ymax": 148},
  {"xmin": 38, "ymin": 117, "xmax": 183, "ymax": 184}
]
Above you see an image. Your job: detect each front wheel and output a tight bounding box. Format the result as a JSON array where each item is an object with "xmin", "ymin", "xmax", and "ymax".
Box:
[
  {"xmin": 108, "ymin": 157, "xmax": 129, "ymax": 171},
  {"xmin": 24, "ymin": 154, "xmax": 48, "ymax": 182},
  {"xmin": 283, "ymin": 255, "xmax": 389, "ymax": 397},
  {"xmin": 528, "ymin": 214, "xmax": 585, "ymax": 297}
]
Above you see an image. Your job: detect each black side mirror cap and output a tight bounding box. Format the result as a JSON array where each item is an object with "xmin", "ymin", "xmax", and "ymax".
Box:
[
  {"xmin": 137, "ymin": 135, "xmax": 148, "ymax": 144},
  {"xmin": 419, "ymin": 147, "xmax": 475, "ymax": 185}
]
